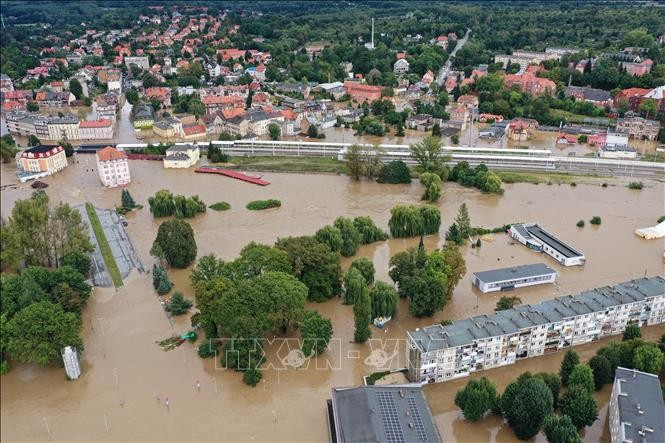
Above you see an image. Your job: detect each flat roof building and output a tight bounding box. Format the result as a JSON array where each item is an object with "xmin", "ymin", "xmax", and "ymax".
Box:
[
  {"xmin": 406, "ymin": 276, "xmax": 664, "ymax": 384},
  {"xmin": 328, "ymin": 385, "xmax": 441, "ymax": 443},
  {"xmin": 609, "ymin": 368, "xmax": 665, "ymax": 443},
  {"xmin": 509, "ymin": 223, "xmax": 585, "ymax": 266},
  {"xmin": 473, "ymin": 263, "xmax": 557, "ymax": 293}
]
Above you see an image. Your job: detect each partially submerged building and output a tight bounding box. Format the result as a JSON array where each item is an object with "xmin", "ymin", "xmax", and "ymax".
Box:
[
  {"xmin": 327, "ymin": 384, "xmax": 442, "ymax": 443},
  {"xmin": 509, "ymin": 223, "xmax": 585, "ymax": 266},
  {"xmin": 609, "ymin": 367, "xmax": 665, "ymax": 443},
  {"xmin": 473, "ymin": 263, "xmax": 557, "ymax": 293},
  {"xmin": 406, "ymin": 276, "xmax": 665, "ymax": 384}
]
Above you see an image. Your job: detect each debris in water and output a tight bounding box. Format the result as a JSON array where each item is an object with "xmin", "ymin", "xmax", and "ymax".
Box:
[{"xmin": 156, "ymin": 335, "xmax": 185, "ymax": 351}]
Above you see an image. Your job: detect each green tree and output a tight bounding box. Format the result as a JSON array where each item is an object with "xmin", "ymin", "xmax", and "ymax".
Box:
[
  {"xmin": 152, "ymin": 219, "xmax": 197, "ymax": 268},
  {"xmin": 495, "ymin": 296, "xmax": 522, "ymax": 311},
  {"xmin": 60, "ymin": 251, "xmax": 91, "ymax": 276},
  {"xmin": 377, "ymin": 160, "xmax": 411, "ymax": 184},
  {"xmin": 353, "ymin": 275, "xmax": 371, "ymax": 343},
  {"xmin": 333, "ymin": 217, "xmax": 362, "ymax": 257},
  {"xmin": 346, "ymin": 144, "xmax": 364, "ymax": 180},
  {"xmin": 431, "ymin": 122, "xmax": 441, "ymax": 137},
  {"xmin": 454, "ymin": 203, "xmax": 471, "ymax": 239},
  {"xmin": 27, "ymin": 102, "xmax": 39, "ymax": 112},
  {"xmin": 454, "ymin": 377, "xmax": 498, "ymax": 421},
  {"xmin": 567, "ymin": 364, "xmax": 595, "ymax": 395},
  {"xmin": 344, "ymin": 267, "xmax": 365, "ymax": 305},
  {"xmin": 350, "ymin": 258, "xmax": 375, "ymax": 285},
  {"xmin": 370, "ymin": 281, "xmax": 398, "ymax": 319},
  {"xmin": 535, "ymin": 372, "xmax": 562, "ymax": 409},
  {"xmin": 445, "ymin": 222, "xmax": 463, "ymax": 245},
  {"xmin": 633, "ymin": 344, "xmax": 665, "ymax": 374},
  {"xmin": 121, "ymin": 189, "xmax": 137, "ymax": 209},
  {"xmin": 638, "ymin": 99, "xmax": 657, "ymax": 118},
  {"xmin": 588, "ymin": 355, "xmax": 613, "ymax": 390},
  {"xmin": 0, "ymin": 135, "xmax": 18, "ymax": 163},
  {"xmin": 125, "ymin": 89, "xmax": 139, "ymax": 104},
  {"xmin": 315, "ymin": 225, "xmax": 343, "ymax": 253},
  {"xmin": 501, "ymin": 375, "xmax": 554, "ymax": 440},
  {"xmin": 542, "ymin": 414, "xmax": 582, "ymax": 443},
  {"xmin": 69, "ymin": 78, "xmax": 83, "ymax": 100},
  {"xmin": 268, "ymin": 122, "xmax": 281, "ymax": 140},
  {"xmin": 225, "ymin": 242, "xmax": 292, "ymax": 280},
  {"xmin": 276, "ymin": 236, "xmax": 341, "ymax": 302},
  {"xmin": 622, "ymin": 324, "xmax": 641, "ymax": 341},
  {"xmin": 410, "ymin": 135, "xmax": 447, "ymax": 173},
  {"xmin": 255, "ymin": 272, "xmax": 307, "ymax": 333},
  {"xmin": 187, "ymin": 98, "xmax": 205, "ymax": 118},
  {"xmin": 559, "ymin": 385, "xmax": 598, "ymax": 430},
  {"xmin": 0, "ymin": 313, "xmax": 8, "ymax": 373},
  {"xmin": 6, "ymin": 301, "xmax": 82, "ymax": 366},
  {"xmin": 300, "ymin": 310, "xmax": 333, "ymax": 357},
  {"xmin": 307, "ymin": 125, "xmax": 319, "ymax": 138},
  {"xmin": 166, "ymin": 291, "xmax": 193, "ymax": 315},
  {"xmin": 243, "ymin": 368, "xmax": 263, "ymax": 386},
  {"xmin": 419, "ymin": 172, "xmax": 442, "ymax": 202},
  {"xmin": 58, "ymin": 140, "xmax": 74, "ymax": 157},
  {"xmin": 560, "ymin": 350, "xmax": 580, "ymax": 386},
  {"xmin": 152, "ymin": 264, "xmax": 173, "ymax": 295}
]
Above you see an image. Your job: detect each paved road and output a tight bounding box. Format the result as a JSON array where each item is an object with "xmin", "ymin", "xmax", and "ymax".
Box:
[
  {"xmin": 437, "ymin": 28, "xmax": 471, "ymax": 86},
  {"xmin": 77, "ymin": 205, "xmax": 145, "ymax": 288}
]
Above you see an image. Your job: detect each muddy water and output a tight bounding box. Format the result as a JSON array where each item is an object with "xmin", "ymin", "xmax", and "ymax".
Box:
[{"xmin": 1, "ymin": 160, "xmax": 664, "ymax": 442}]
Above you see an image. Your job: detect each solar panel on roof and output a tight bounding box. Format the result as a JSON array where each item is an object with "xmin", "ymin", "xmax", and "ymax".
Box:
[
  {"xmin": 376, "ymin": 392, "xmax": 406, "ymax": 443},
  {"xmin": 407, "ymin": 397, "xmax": 428, "ymax": 441}
]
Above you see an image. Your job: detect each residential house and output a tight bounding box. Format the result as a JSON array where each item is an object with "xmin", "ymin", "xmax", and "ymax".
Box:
[
  {"xmin": 132, "ymin": 104, "xmax": 155, "ymax": 128},
  {"xmin": 343, "ymin": 81, "xmax": 382, "ymax": 103},
  {"xmin": 35, "ymin": 91, "xmax": 75, "ymax": 108},
  {"xmin": 145, "ymin": 87, "xmax": 172, "ymax": 107},
  {"xmin": 202, "ymin": 95, "xmax": 244, "ymax": 114},
  {"xmin": 247, "ymin": 109, "xmax": 284, "ymax": 136},
  {"xmin": 421, "ymin": 70, "xmax": 435, "ymax": 85},
  {"xmin": 564, "ymin": 86, "xmax": 612, "ymax": 107},
  {"xmin": 96, "ymin": 146, "xmax": 130, "ymax": 187},
  {"xmin": 79, "ymin": 119, "xmax": 114, "ymax": 140},
  {"xmin": 124, "ymin": 56, "xmax": 150, "ymax": 70},
  {"xmin": 433, "ymin": 35, "xmax": 449, "ymax": 50},
  {"xmin": 95, "ymin": 93, "xmax": 119, "ymax": 121},
  {"xmin": 477, "ymin": 113, "xmax": 504, "ymax": 123},
  {"xmin": 163, "ymin": 144, "xmax": 200, "ymax": 168},
  {"xmin": 406, "ymin": 114, "xmax": 434, "ymax": 131},
  {"xmin": 457, "ymin": 94, "xmax": 479, "ymax": 109},
  {"xmin": 616, "ymin": 116, "xmax": 660, "ymax": 140},
  {"xmin": 18, "ymin": 145, "xmax": 68, "ymax": 175},
  {"xmin": 153, "ymin": 118, "xmax": 184, "ymax": 139},
  {"xmin": 393, "ymin": 58, "xmax": 410, "ymax": 75},
  {"xmin": 507, "ymin": 118, "xmax": 538, "ymax": 141},
  {"xmin": 504, "ymin": 72, "xmax": 556, "ymax": 96},
  {"xmin": 613, "ymin": 88, "xmax": 651, "ymax": 112},
  {"xmin": 182, "ymin": 124, "xmax": 207, "ymax": 140},
  {"xmin": 449, "ymin": 106, "xmax": 470, "ymax": 129},
  {"xmin": 494, "ymin": 50, "xmax": 560, "ymax": 70}
]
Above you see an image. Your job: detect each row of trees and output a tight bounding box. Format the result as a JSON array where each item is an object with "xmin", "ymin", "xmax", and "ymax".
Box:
[
  {"xmin": 455, "ymin": 332, "xmax": 665, "ymax": 441},
  {"xmin": 388, "ymin": 205, "xmax": 441, "ymax": 238},
  {"xmin": 148, "ymin": 189, "xmax": 207, "ymax": 219},
  {"xmin": 314, "ymin": 216, "xmax": 388, "ymax": 257},
  {"xmin": 1, "ymin": 191, "xmax": 93, "ymax": 373}
]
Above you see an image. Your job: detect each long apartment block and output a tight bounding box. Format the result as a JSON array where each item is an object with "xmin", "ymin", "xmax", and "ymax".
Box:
[{"xmin": 406, "ymin": 276, "xmax": 665, "ymax": 384}]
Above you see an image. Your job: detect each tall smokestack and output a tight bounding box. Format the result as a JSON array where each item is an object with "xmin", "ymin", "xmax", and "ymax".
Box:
[{"xmin": 371, "ymin": 18, "xmax": 374, "ymax": 48}]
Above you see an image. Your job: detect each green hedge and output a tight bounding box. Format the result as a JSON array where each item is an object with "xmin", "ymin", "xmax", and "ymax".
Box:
[
  {"xmin": 246, "ymin": 199, "xmax": 281, "ymax": 210},
  {"xmin": 209, "ymin": 202, "xmax": 231, "ymax": 211}
]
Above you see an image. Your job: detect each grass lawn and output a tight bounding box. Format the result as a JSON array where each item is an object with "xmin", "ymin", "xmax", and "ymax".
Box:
[
  {"xmin": 228, "ymin": 156, "xmax": 348, "ymax": 174},
  {"xmin": 85, "ymin": 202, "xmax": 123, "ymax": 288},
  {"xmin": 496, "ymin": 170, "xmax": 602, "ymax": 185}
]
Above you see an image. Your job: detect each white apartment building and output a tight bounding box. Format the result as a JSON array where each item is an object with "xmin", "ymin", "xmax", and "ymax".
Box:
[
  {"xmin": 406, "ymin": 276, "xmax": 665, "ymax": 384},
  {"xmin": 18, "ymin": 145, "xmax": 68, "ymax": 175},
  {"xmin": 79, "ymin": 119, "xmax": 114, "ymax": 140},
  {"xmin": 47, "ymin": 116, "xmax": 81, "ymax": 141},
  {"xmin": 96, "ymin": 146, "xmax": 130, "ymax": 187}
]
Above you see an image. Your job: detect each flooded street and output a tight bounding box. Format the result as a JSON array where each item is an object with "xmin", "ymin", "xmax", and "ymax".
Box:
[{"xmin": 1, "ymin": 160, "xmax": 664, "ymax": 442}]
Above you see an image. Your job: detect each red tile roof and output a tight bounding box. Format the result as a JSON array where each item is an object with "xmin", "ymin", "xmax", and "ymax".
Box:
[
  {"xmin": 80, "ymin": 119, "xmax": 112, "ymax": 128},
  {"xmin": 183, "ymin": 124, "xmax": 206, "ymax": 136},
  {"xmin": 96, "ymin": 146, "xmax": 127, "ymax": 161}
]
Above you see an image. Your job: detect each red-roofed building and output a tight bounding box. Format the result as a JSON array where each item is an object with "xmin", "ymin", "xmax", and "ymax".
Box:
[
  {"xmin": 343, "ymin": 81, "xmax": 382, "ymax": 103},
  {"xmin": 504, "ymin": 72, "xmax": 556, "ymax": 96},
  {"xmin": 145, "ymin": 87, "xmax": 172, "ymax": 107},
  {"xmin": 396, "ymin": 52, "xmax": 407, "ymax": 60},
  {"xmin": 80, "ymin": 119, "xmax": 114, "ymax": 139},
  {"xmin": 477, "ymin": 113, "xmax": 504, "ymax": 123},
  {"xmin": 507, "ymin": 119, "xmax": 538, "ymax": 141},
  {"xmin": 614, "ymin": 87, "xmax": 651, "ymax": 112},
  {"xmin": 624, "ymin": 58, "xmax": 653, "ymax": 77},
  {"xmin": 96, "ymin": 146, "xmax": 130, "ymax": 187},
  {"xmin": 434, "ymin": 35, "xmax": 449, "ymax": 50},
  {"xmin": 444, "ymin": 76, "xmax": 457, "ymax": 93},
  {"xmin": 182, "ymin": 124, "xmax": 207, "ymax": 140},
  {"xmin": 556, "ymin": 133, "xmax": 578, "ymax": 145},
  {"xmin": 202, "ymin": 95, "xmax": 244, "ymax": 114}
]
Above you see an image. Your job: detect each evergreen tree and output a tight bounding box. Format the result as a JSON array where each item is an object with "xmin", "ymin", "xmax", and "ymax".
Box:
[
  {"xmin": 353, "ymin": 277, "xmax": 371, "ymax": 343},
  {"xmin": 121, "ymin": 189, "xmax": 136, "ymax": 209},
  {"xmin": 559, "ymin": 385, "xmax": 598, "ymax": 430},
  {"xmin": 166, "ymin": 291, "xmax": 193, "ymax": 315},
  {"xmin": 454, "ymin": 203, "xmax": 472, "ymax": 239},
  {"xmin": 560, "ymin": 350, "xmax": 580, "ymax": 386}
]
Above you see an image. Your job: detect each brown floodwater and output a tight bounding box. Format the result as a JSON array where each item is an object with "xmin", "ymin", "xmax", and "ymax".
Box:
[{"xmin": 1, "ymin": 160, "xmax": 664, "ymax": 442}]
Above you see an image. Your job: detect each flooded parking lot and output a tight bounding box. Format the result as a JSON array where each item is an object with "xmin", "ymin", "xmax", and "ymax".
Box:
[{"xmin": 1, "ymin": 160, "xmax": 663, "ymax": 442}]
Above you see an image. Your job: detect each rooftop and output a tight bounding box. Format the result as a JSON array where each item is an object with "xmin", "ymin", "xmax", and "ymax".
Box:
[
  {"xmin": 329, "ymin": 385, "xmax": 441, "ymax": 443},
  {"xmin": 613, "ymin": 367, "xmax": 665, "ymax": 443},
  {"xmin": 474, "ymin": 263, "xmax": 556, "ymax": 284},
  {"xmin": 526, "ymin": 224, "xmax": 583, "ymax": 259},
  {"xmin": 408, "ymin": 276, "xmax": 665, "ymax": 352},
  {"xmin": 96, "ymin": 146, "xmax": 127, "ymax": 162}
]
